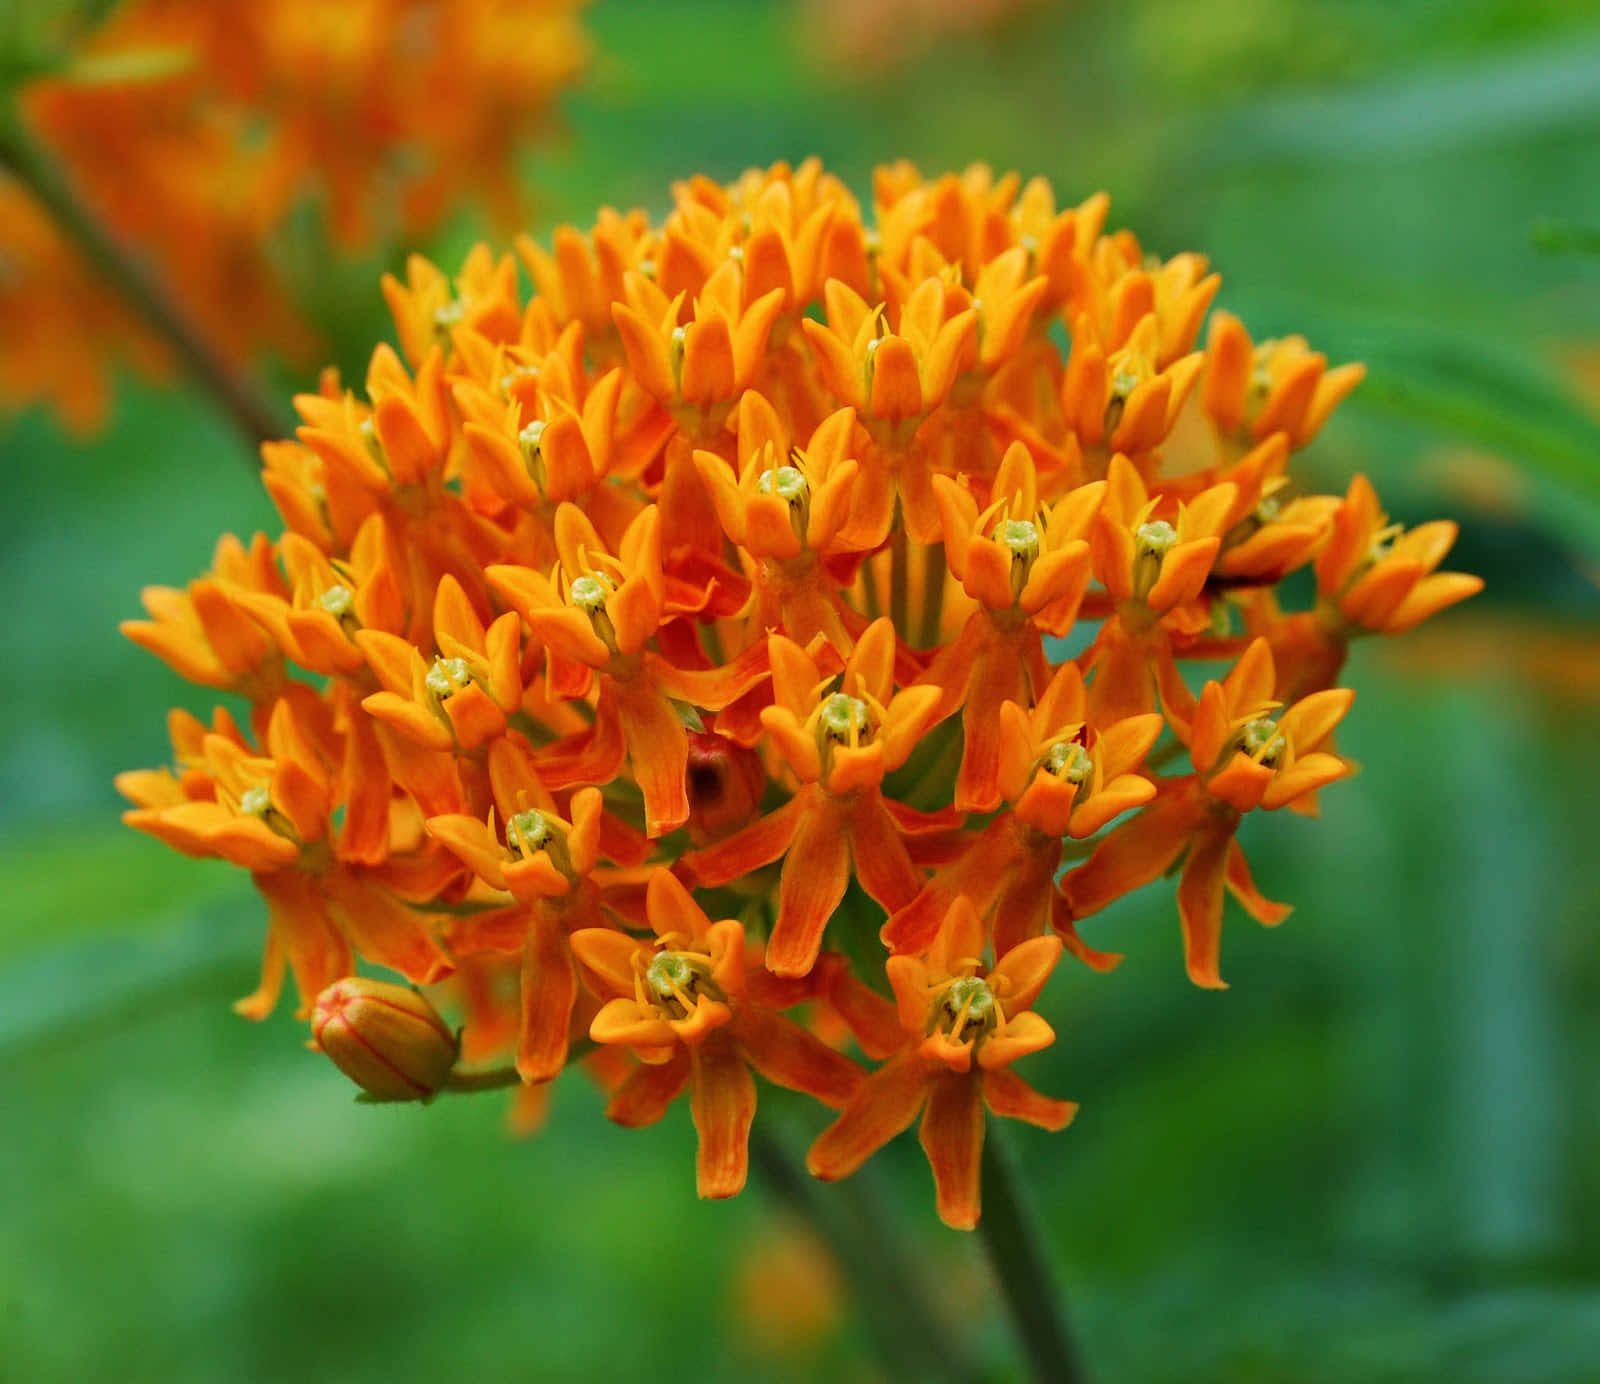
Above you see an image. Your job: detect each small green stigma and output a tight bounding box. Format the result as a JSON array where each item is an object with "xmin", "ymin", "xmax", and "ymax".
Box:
[
  {"xmin": 1136, "ymin": 519, "xmax": 1178, "ymax": 557},
  {"xmin": 757, "ymin": 465, "xmax": 808, "ymax": 502},
  {"xmin": 425, "ymin": 657, "xmax": 472, "ymax": 698},
  {"xmin": 938, "ymin": 975, "xmax": 997, "ymax": 1040},
  {"xmin": 506, "ymin": 809, "xmax": 552, "ymax": 856},
  {"xmin": 646, "ymin": 951, "xmax": 695, "ymax": 1001},
  {"xmin": 668, "ymin": 325, "xmax": 687, "ymax": 395},
  {"xmin": 998, "ymin": 518, "xmax": 1040, "ymax": 561},
  {"xmin": 1241, "ymin": 716, "xmax": 1284, "ymax": 764},
  {"xmin": 569, "ymin": 575, "xmax": 608, "ymax": 611},
  {"xmin": 819, "ymin": 693, "xmax": 870, "ymax": 743},
  {"xmin": 1047, "ymin": 741, "xmax": 1093, "ymax": 785},
  {"xmin": 318, "ymin": 584, "xmax": 354, "ymax": 617},
  {"xmin": 433, "ymin": 299, "xmax": 467, "ymax": 333},
  {"xmin": 239, "ymin": 785, "xmax": 272, "ymax": 817},
  {"xmin": 518, "ymin": 419, "xmax": 547, "ymax": 463},
  {"xmin": 359, "ymin": 416, "xmax": 384, "ymax": 464}
]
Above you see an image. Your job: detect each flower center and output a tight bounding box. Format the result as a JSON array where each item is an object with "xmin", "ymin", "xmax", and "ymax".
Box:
[
  {"xmin": 318, "ymin": 584, "xmax": 354, "ymax": 617},
  {"xmin": 1136, "ymin": 519, "xmax": 1177, "ymax": 557},
  {"xmin": 425, "ymin": 657, "xmax": 473, "ymax": 698},
  {"xmin": 757, "ymin": 464, "xmax": 808, "ymax": 502},
  {"xmin": 569, "ymin": 575, "xmax": 609, "ymax": 611},
  {"xmin": 506, "ymin": 809, "xmax": 552, "ymax": 857},
  {"xmin": 934, "ymin": 975, "xmax": 998, "ymax": 1043},
  {"xmin": 1047, "ymin": 740, "xmax": 1093, "ymax": 785},
  {"xmin": 818, "ymin": 693, "xmax": 871, "ymax": 744},
  {"xmin": 1241, "ymin": 716, "xmax": 1284, "ymax": 765}
]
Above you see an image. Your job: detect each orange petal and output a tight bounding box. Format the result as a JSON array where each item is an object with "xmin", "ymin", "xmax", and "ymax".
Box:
[
  {"xmin": 982, "ymin": 1067, "xmax": 1078, "ymax": 1132},
  {"xmin": 690, "ymin": 1037, "xmax": 757, "ymax": 1199},
  {"xmin": 768, "ymin": 800, "xmax": 852, "ymax": 977},
  {"xmin": 1224, "ymin": 838, "xmax": 1293, "ymax": 926},
  {"xmin": 977, "ymin": 1010, "xmax": 1057, "ymax": 1070},
  {"xmin": 807, "ymin": 1050, "xmax": 932, "ymax": 1181},
  {"xmin": 1176, "ymin": 824, "xmax": 1233, "ymax": 989},
  {"xmin": 919, "ymin": 1070, "xmax": 985, "ymax": 1230},
  {"xmin": 991, "ymin": 935, "xmax": 1062, "ymax": 1014},
  {"xmin": 734, "ymin": 1006, "xmax": 863, "ymax": 1108},
  {"xmin": 516, "ymin": 910, "xmax": 576, "ymax": 1083},
  {"xmin": 606, "ymin": 1046, "xmax": 691, "ymax": 1127}
]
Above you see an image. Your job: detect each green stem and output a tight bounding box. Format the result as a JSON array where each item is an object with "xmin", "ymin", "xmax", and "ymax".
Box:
[
  {"xmin": 0, "ymin": 108, "xmax": 286, "ymax": 452},
  {"xmin": 444, "ymin": 1039, "xmax": 596, "ymax": 1094},
  {"xmin": 749, "ymin": 1127, "xmax": 982, "ymax": 1383},
  {"xmin": 979, "ymin": 1129, "xmax": 1090, "ymax": 1383},
  {"xmin": 443, "ymin": 1066, "xmax": 525, "ymax": 1093},
  {"xmin": 889, "ymin": 520, "xmax": 910, "ymax": 636}
]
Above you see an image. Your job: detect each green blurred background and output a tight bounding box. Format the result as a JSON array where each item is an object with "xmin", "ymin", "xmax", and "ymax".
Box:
[{"xmin": 4, "ymin": 1, "xmax": 1600, "ymax": 1379}]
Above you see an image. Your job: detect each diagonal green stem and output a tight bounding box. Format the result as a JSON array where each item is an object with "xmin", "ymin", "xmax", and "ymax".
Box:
[
  {"xmin": 749, "ymin": 1126, "xmax": 982, "ymax": 1383},
  {"xmin": 979, "ymin": 1128, "xmax": 1090, "ymax": 1383},
  {"xmin": 0, "ymin": 107, "xmax": 286, "ymax": 452}
]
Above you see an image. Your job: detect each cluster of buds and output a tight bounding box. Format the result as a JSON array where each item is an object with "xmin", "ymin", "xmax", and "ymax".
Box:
[{"xmin": 120, "ymin": 160, "xmax": 1480, "ymax": 1228}]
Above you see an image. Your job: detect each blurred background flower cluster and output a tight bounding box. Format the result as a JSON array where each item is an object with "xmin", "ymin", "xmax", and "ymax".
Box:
[{"xmin": 2, "ymin": 0, "xmax": 1598, "ymax": 1380}]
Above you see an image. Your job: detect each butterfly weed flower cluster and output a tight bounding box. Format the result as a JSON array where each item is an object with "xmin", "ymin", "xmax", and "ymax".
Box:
[
  {"xmin": 118, "ymin": 160, "xmax": 1481, "ymax": 1229},
  {"xmin": 0, "ymin": 0, "xmax": 587, "ymax": 430}
]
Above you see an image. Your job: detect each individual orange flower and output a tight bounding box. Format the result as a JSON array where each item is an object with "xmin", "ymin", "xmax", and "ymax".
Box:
[
  {"xmin": 1201, "ymin": 311, "xmax": 1367, "ymax": 450},
  {"xmin": 487, "ymin": 503, "xmax": 770, "ymax": 836},
  {"xmin": 693, "ymin": 394, "xmax": 874, "ymax": 650},
  {"xmin": 426, "ymin": 736, "xmax": 645, "ymax": 1082},
  {"xmin": 680, "ymin": 619, "xmax": 943, "ymax": 976},
  {"xmin": 809, "ymin": 896, "xmax": 1075, "ymax": 1229},
  {"xmin": 1083, "ymin": 453, "xmax": 1239, "ymax": 727},
  {"xmin": 1062, "ymin": 638, "xmax": 1354, "ymax": 987},
  {"xmin": 118, "ymin": 691, "xmax": 455, "ymax": 1018},
  {"xmin": 571, "ymin": 871, "xmax": 863, "ymax": 1198},
  {"xmin": 922, "ymin": 440, "xmax": 1103, "ymax": 810},
  {"xmin": 885, "ymin": 661, "xmax": 1163, "ymax": 962}
]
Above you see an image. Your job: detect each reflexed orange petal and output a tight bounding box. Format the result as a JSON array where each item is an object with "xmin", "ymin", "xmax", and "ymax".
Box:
[
  {"xmin": 606, "ymin": 1046, "xmax": 691, "ymax": 1127},
  {"xmin": 1176, "ymin": 824, "xmax": 1233, "ymax": 989},
  {"xmin": 768, "ymin": 800, "xmax": 851, "ymax": 977},
  {"xmin": 982, "ymin": 1067, "xmax": 1077, "ymax": 1131},
  {"xmin": 690, "ymin": 1036, "xmax": 757, "ymax": 1198},
  {"xmin": 734, "ymin": 1006, "xmax": 863, "ymax": 1108},
  {"xmin": 517, "ymin": 909, "xmax": 576, "ymax": 1082},
  {"xmin": 808, "ymin": 1050, "xmax": 932, "ymax": 1181},
  {"xmin": 919, "ymin": 1070, "xmax": 985, "ymax": 1230}
]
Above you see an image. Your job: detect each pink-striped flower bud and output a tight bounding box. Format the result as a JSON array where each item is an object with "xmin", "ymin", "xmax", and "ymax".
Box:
[{"xmin": 311, "ymin": 977, "xmax": 457, "ymax": 1102}]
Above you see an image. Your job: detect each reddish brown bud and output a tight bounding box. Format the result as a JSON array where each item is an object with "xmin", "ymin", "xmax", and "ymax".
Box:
[
  {"xmin": 310, "ymin": 977, "xmax": 457, "ymax": 1102},
  {"xmin": 684, "ymin": 731, "xmax": 766, "ymax": 844}
]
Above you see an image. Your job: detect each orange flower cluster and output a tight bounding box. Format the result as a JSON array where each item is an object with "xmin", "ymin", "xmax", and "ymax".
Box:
[
  {"xmin": 1, "ymin": 0, "xmax": 588, "ymax": 429},
  {"xmin": 119, "ymin": 160, "xmax": 1481, "ymax": 1228}
]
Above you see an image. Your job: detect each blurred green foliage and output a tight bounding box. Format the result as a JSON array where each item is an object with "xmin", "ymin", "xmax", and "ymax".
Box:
[{"xmin": 2, "ymin": 1, "xmax": 1598, "ymax": 1379}]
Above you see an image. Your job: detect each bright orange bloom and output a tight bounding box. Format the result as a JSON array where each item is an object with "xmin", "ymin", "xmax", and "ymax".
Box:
[
  {"xmin": 572, "ymin": 871, "xmax": 863, "ymax": 1198},
  {"xmin": 680, "ymin": 619, "xmax": 942, "ymax": 976},
  {"xmin": 4, "ymin": 0, "xmax": 589, "ymax": 428},
  {"xmin": 121, "ymin": 161, "xmax": 1476, "ymax": 1225},
  {"xmin": 885, "ymin": 661, "xmax": 1163, "ymax": 963},
  {"xmin": 1062, "ymin": 638, "xmax": 1354, "ymax": 987},
  {"xmin": 922, "ymin": 441, "xmax": 1103, "ymax": 810},
  {"xmin": 809, "ymin": 896, "xmax": 1075, "ymax": 1229}
]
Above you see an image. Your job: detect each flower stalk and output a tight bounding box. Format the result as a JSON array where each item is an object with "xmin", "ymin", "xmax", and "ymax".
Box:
[
  {"xmin": 0, "ymin": 107, "xmax": 285, "ymax": 450},
  {"xmin": 979, "ymin": 1130, "xmax": 1089, "ymax": 1383}
]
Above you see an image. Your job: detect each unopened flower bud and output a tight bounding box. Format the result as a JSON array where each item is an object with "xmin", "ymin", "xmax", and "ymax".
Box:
[
  {"xmin": 685, "ymin": 731, "xmax": 766, "ymax": 844},
  {"xmin": 311, "ymin": 977, "xmax": 458, "ymax": 1102}
]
